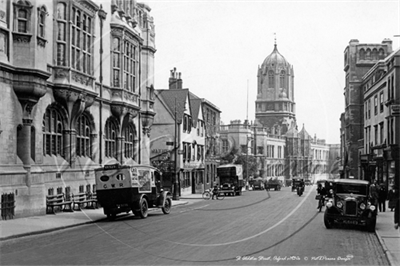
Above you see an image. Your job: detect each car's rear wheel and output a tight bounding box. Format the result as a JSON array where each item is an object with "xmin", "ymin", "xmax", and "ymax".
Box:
[{"xmin": 138, "ymin": 198, "xmax": 148, "ymax": 218}]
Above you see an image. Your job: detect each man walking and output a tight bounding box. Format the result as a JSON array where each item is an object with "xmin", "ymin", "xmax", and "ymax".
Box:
[{"xmin": 378, "ymin": 183, "xmax": 387, "ymax": 212}]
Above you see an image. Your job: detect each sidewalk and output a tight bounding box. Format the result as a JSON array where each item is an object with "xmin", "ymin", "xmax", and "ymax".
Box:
[
  {"xmin": 374, "ymin": 210, "xmax": 400, "ymax": 266},
  {"xmin": 0, "ymin": 197, "xmax": 201, "ymax": 241}
]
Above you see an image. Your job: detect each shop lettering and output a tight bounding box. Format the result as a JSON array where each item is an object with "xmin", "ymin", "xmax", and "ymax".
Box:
[{"xmin": 103, "ymin": 183, "xmax": 124, "ymax": 188}]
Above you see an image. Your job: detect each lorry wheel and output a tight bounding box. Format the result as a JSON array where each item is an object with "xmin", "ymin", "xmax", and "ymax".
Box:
[
  {"xmin": 367, "ymin": 217, "xmax": 376, "ymax": 232},
  {"xmin": 162, "ymin": 198, "xmax": 172, "ymax": 214},
  {"xmin": 138, "ymin": 198, "xmax": 148, "ymax": 218},
  {"xmin": 324, "ymin": 211, "xmax": 333, "ymax": 229}
]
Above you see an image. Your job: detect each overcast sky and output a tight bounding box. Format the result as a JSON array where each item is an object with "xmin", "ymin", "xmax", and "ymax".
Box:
[{"xmin": 145, "ymin": 0, "xmax": 400, "ymax": 144}]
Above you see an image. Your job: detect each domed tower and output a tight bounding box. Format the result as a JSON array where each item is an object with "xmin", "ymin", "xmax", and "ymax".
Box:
[{"xmin": 255, "ymin": 42, "xmax": 296, "ymax": 135}]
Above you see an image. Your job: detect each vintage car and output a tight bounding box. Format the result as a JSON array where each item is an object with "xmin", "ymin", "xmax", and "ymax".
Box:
[
  {"xmin": 95, "ymin": 163, "xmax": 172, "ymax": 220},
  {"xmin": 292, "ymin": 178, "xmax": 302, "ymax": 192},
  {"xmin": 251, "ymin": 178, "xmax": 265, "ymax": 190},
  {"xmin": 324, "ymin": 179, "xmax": 377, "ymax": 232},
  {"xmin": 265, "ymin": 179, "xmax": 282, "ymax": 191}
]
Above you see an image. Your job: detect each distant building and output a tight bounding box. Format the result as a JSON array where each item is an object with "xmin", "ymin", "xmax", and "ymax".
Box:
[{"xmin": 219, "ymin": 42, "xmax": 338, "ymax": 185}]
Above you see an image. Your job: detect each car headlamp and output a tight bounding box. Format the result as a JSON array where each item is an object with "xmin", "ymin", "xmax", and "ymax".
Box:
[
  {"xmin": 329, "ymin": 189, "xmax": 333, "ymax": 194},
  {"xmin": 326, "ymin": 201, "xmax": 333, "ymax": 208},
  {"xmin": 360, "ymin": 203, "xmax": 366, "ymax": 210},
  {"xmin": 370, "ymin": 205, "xmax": 376, "ymax": 211},
  {"xmin": 336, "ymin": 201, "xmax": 343, "ymax": 208}
]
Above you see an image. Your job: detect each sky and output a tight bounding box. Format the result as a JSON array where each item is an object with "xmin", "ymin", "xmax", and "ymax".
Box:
[{"xmin": 144, "ymin": 0, "xmax": 400, "ymax": 144}]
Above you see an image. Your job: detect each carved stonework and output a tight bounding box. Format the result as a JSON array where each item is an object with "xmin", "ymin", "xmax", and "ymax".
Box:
[
  {"xmin": 12, "ymin": 32, "xmax": 32, "ymax": 43},
  {"xmin": 37, "ymin": 36, "xmax": 46, "ymax": 48},
  {"xmin": 72, "ymin": 71, "xmax": 94, "ymax": 86},
  {"xmin": 111, "ymin": 27, "xmax": 123, "ymax": 37},
  {"xmin": 55, "ymin": 68, "xmax": 69, "ymax": 79},
  {"xmin": 142, "ymin": 127, "xmax": 151, "ymax": 137}
]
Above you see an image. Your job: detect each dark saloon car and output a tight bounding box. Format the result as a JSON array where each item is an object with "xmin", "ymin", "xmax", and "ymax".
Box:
[{"xmin": 324, "ymin": 179, "xmax": 377, "ymax": 232}]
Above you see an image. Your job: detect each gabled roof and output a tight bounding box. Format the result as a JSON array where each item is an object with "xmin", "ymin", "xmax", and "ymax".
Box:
[
  {"xmin": 189, "ymin": 92, "xmax": 202, "ymax": 127},
  {"xmin": 157, "ymin": 89, "xmax": 190, "ymax": 124}
]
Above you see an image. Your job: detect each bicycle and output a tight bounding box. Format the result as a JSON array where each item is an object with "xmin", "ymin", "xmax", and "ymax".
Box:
[{"xmin": 202, "ymin": 189, "xmax": 225, "ymax": 200}]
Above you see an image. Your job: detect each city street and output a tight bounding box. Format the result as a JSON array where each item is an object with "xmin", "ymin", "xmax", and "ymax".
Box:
[{"xmin": 0, "ymin": 186, "xmax": 389, "ymax": 265}]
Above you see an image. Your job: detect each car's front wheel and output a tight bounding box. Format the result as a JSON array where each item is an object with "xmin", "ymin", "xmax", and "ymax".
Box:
[
  {"xmin": 162, "ymin": 198, "xmax": 172, "ymax": 214},
  {"xmin": 324, "ymin": 211, "xmax": 334, "ymax": 229},
  {"xmin": 366, "ymin": 216, "xmax": 376, "ymax": 232}
]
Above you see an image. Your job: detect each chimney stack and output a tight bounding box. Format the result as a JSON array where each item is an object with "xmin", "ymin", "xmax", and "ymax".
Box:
[{"xmin": 168, "ymin": 67, "xmax": 183, "ymax": 89}]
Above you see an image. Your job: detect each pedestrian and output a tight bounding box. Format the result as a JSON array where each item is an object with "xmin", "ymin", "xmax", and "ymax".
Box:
[
  {"xmin": 394, "ymin": 196, "xmax": 399, "ymax": 230},
  {"xmin": 388, "ymin": 185, "xmax": 397, "ymax": 211},
  {"xmin": 378, "ymin": 183, "xmax": 387, "ymax": 212},
  {"xmin": 369, "ymin": 179, "xmax": 379, "ymax": 206}
]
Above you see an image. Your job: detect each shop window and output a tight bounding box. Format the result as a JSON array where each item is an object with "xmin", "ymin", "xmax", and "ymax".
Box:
[
  {"xmin": 124, "ymin": 122, "xmax": 136, "ymax": 159},
  {"xmin": 105, "ymin": 118, "xmax": 119, "ymax": 159}
]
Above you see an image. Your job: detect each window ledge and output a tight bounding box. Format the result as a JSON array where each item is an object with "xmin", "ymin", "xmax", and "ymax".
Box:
[{"xmin": 12, "ymin": 32, "xmax": 32, "ymax": 43}]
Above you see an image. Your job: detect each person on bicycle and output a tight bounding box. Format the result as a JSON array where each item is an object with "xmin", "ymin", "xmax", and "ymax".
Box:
[
  {"xmin": 212, "ymin": 184, "xmax": 219, "ymax": 200},
  {"xmin": 317, "ymin": 183, "xmax": 327, "ymax": 209}
]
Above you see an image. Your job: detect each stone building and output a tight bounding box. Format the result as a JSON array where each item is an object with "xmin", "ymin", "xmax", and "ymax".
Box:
[
  {"xmin": 340, "ymin": 39, "xmax": 393, "ymax": 179},
  {"xmin": 256, "ymin": 42, "xmax": 296, "ymax": 135},
  {"xmin": 359, "ymin": 46, "xmax": 400, "ymax": 188},
  {"xmin": 0, "ymin": 0, "xmax": 156, "ymax": 218},
  {"xmin": 151, "ymin": 69, "xmax": 207, "ymax": 197},
  {"xmin": 220, "ymin": 42, "xmax": 337, "ymax": 185}
]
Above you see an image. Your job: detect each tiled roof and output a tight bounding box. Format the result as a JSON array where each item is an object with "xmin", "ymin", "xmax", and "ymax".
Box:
[{"xmin": 157, "ymin": 89, "xmax": 189, "ymax": 124}]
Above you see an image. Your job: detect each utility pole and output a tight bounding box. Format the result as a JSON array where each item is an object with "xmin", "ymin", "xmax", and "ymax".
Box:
[{"xmin": 173, "ymin": 97, "xmax": 180, "ymax": 200}]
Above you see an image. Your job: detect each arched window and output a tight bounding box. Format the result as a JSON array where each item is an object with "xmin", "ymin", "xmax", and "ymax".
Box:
[
  {"xmin": 43, "ymin": 106, "xmax": 64, "ymax": 156},
  {"xmin": 280, "ymin": 70, "xmax": 286, "ymax": 89},
  {"xmin": 76, "ymin": 113, "xmax": 92, "ymax": 157},
  {"xmin": 359, "ymin": 49, "xmax": 365, "ymax": 60},
  {"xmin": 379, "ymin": 49, "xmax": 385, "ymax": 59},
  {"xmin": 372, "ymin": 49, "xmax": 378, "ymax": 60},
  {"xmin": 124, "ymin": 122, "xmax": 136, "ymax": 159},
  {"xmin": 268, "ymin": 70, "xmax": 275, "ymax": 88},
  {"xmin": 37, "ymin": 5, "xmax": 47, "ymax": 39},
  {"xmin": 105, "ymin": 118, "xmax": 118, "ymax": 158},
  {"xmin": 13, "ymin": 1, "xmax": 33, "ymax": 34},
  {"xmin": 366, "ymin": 48, "xmax": 371, "ymax": 59}
]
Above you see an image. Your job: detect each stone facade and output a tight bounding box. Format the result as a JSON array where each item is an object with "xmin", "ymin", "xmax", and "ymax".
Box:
[{"xmin": 0, "ymin": 0, "xmax": 156, "ymax": 218}]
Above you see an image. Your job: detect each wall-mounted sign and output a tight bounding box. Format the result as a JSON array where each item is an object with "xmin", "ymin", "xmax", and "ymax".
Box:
[{"xmin": 390, "ymin": 104, "xmax": 400, "ymax": 116}]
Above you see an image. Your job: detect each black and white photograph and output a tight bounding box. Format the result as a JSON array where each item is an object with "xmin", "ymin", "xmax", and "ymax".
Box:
[{"xmin": 0, "ymin": 0, "xmax": 399, "ymax": 265}]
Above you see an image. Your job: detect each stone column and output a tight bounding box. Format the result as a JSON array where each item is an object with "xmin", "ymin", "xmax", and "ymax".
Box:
[
  {"xmin": 17, "ymin": 118, "xmax": 33, "ymax": 187},
  {"xmin": 63, "ymin": 129, "xmax": 77, "ymax": 167}
]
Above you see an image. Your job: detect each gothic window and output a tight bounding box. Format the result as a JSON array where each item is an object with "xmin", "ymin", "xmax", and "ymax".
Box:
[
  {"xmin": 268, "ymin": 70, "xmax": 274, "ymax": 88},
  {"xmin": 123, "ymin": 41, "xmax": 137, "ymax": 92},
  {"xmin": 124, "ymin": 123, "xmax": 136, "ymax": 159},
  {"xmin": 359, "ymin": 49, "xmax": 365, "ymax": 60},
  {"xmin": 112, "ymin": 37, "xmax": 121, "ymax": 87},
  {"xmin": 37, "ymin": 6, "xmax": 47, "ymax": 38},
  {"xmin": 55, "ymin": 1, "xmax": 95, "ymax": 71},
  {"xmin": 76, "ymin": 113, "xmax": 92, "ymax": 158},
  {"xmin": 43, "ymin": 106, "xmax": 64, "ymax": 156},
  {"xmin": 280, "ymin": 70, "xmax": 286, "ymax": 89},
  {"xmin": 56, "ymin": 2, "xmax": 67, "ymax": 66},
  {"xmin": 379, "ymin": 48, "xmax": 385, "ymax": 59},
  {"xmin": 105, "ymin": 118, "xmax": 118, "ymax": 158},
  {"xmin": 71, "ymin": 7, "xmax": 92, "ymax": 74},
  {"xmin": 366, "ymin": 49, "xmax": 371, "ymax": 59},
  {"xmin": 372, "ymin": 49, "xmax": 378, "ymax": 60},
  {"xmin": 13, "ymin": 1, "xmax": 33, "ymax": 34}
]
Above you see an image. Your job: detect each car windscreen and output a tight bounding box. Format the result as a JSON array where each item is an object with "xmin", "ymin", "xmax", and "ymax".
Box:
[{"xmin": 335, "ymin": 183, "xmax": 368, "ymax": 195}]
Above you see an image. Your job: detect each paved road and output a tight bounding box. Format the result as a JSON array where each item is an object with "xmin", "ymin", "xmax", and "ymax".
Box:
[{"xmin": 0, "ymin": 186, "xmax": 389, "ymax": 265}]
